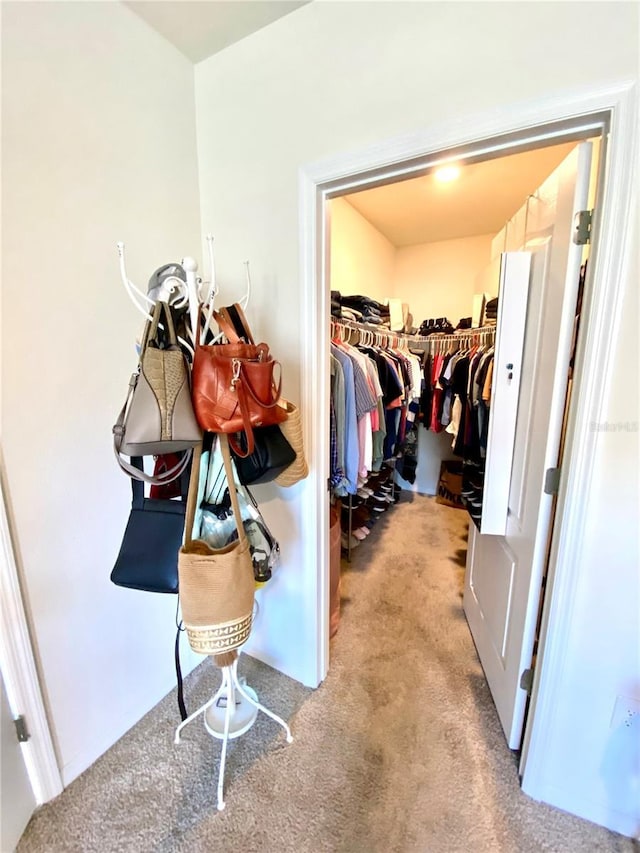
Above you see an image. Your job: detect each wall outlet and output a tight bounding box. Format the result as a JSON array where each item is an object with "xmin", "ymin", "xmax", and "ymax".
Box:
[{"xmin": 610, "ymin": 695, "xmax": 640, "ymax": 729}]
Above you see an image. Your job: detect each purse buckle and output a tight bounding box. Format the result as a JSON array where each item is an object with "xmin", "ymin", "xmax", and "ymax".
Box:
[{"xmin": 230, "ymin": 358, "xmax": 242, "ymax": 389}]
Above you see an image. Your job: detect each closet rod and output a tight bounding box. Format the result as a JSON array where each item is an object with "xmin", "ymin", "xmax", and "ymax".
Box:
[{"xmin": 331, "ymin": 317, "xmax": 496, "ymax": 349}]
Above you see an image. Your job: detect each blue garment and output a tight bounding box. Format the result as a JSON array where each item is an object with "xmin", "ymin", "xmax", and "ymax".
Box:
[
  {"xmin": 331, "ymin": 344, "xmax": 359, "ymax": 495},
  {"xmin": 383, "ymin": 408, "xmax": 401, "ymax": 460},
  {"xmin": 329, "ymin": 397, "xmax": 341, "ymax": 486},
  {"xmin": 344, "ymin": 350, "xmax": 377, "ymax": 420}
]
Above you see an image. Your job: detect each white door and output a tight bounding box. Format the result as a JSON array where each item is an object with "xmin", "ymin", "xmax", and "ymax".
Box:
[
  {"xmin": 463, "ymin": 142, "xmax": 593, "ymax": 750},
  {"xmin": 1, "ymin": 671, "xmax": 37, "ymax": 852}
]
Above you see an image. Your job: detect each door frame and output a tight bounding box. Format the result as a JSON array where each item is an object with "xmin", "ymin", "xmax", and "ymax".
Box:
[
  {"xmin": 0, "ymin": 470, "xmax": 63, "ymax": 804},
  {"xmin": 298, "ymin": 80, "xmax": 637, "ymax": 776}
]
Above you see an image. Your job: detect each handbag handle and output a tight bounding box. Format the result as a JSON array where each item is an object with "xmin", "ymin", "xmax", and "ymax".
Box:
[
  {"xmin": 228, "ymin": 364, "xmax": 283, "ymax": 459},
  {"xmin": 215, "ymin": 304, "xmax": 256, "ymax": 346},
  {"xmin": 140, "ymin": 299, "xmax": 179, "ymax": 353},
  {"xmin": 183, "ymin": 435, "xmax": 246, "ymax": 547},
  {"xmin": 225, "ymin": 303, "xmax": 255, "ymax": 346},
  {"xmin": 212, "ymin": 309, "xmax": 243, "ymax": 344}
]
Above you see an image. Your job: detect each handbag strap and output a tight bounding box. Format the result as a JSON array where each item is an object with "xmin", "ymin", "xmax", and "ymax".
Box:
[
  {"xmin": 225, "ymin": 363, "xmax": 283, "ymax": 459},
  {"xmin": 184, "ymin": 435, "xmax": 246, "ymax": 546},
  {"xmin": 212, "ymin": 309, "xmax": 243, "ymax": 344},
  {"xmin": 114, "ymin": 445, "xmax": 191, "ymax": 485},
  {"xmin": 237, "ymin": 359, "xmax": 283, "ymax": 409},
  {"xmin": 130, "ymin": 456, "xmax": 190, "ymax": 508},
  {"xmin": 224, "ymin": 303, "xmax": 255, "ymax": 345}
]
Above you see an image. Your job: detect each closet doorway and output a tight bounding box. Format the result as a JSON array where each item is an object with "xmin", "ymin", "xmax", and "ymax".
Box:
[
  {"xmin": 299, "ymin": 85, "xmax": 636, "ymax": 806},
  {"xmin": 328, "ymin": 135, "xmax": 598, "ymax": 753}
]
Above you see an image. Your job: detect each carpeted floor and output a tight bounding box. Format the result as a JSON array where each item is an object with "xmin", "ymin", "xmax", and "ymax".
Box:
[{"xmin": 17, "ymin": 494, "xmax": 635, "ymax": 852}]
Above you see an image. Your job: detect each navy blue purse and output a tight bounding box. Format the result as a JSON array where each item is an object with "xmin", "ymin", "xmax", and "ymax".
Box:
[{"xmin": 111, "ymin": 457, "xmax": 190, "ymax": 594}]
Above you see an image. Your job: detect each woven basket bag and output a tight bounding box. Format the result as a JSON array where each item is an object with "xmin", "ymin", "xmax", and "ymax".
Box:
[
  {"xmin": 178, "ymin": 435, "xmax": 255, "ymax": 658},
  {"xmin": 274, "ymin": 400, "xmax": 309, "ymax": 487}
]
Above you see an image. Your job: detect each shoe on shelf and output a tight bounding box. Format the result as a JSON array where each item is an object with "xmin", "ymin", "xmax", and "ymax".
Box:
[
  {"xmin": 353, "ymin": 527, "xmax": 370, "ymax": 539},
  {"xmin": 341, "ymin": 533, "xmax": 360, "ymax": 550}
]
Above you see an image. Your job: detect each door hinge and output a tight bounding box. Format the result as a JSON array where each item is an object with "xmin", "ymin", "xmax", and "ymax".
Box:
[
  {"xmin": 520, "ymin": 668, "xmax": 535, "ymax": 697},
  {"xmin": 573, "ymin": 209, "xmax": 593, "ymax": 245},
  {"xmin": 544, "ymin": 467, "xmax": 561, "ymax": 496},
  {"xmin": 14, "ymin": 715, "xmax": 30, "ymax": 743}
]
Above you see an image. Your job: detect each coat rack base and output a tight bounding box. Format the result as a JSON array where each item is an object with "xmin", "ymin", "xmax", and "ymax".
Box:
[{"xmin": 174, "ymin": 654, "xmax": 293, "ymax": 811}]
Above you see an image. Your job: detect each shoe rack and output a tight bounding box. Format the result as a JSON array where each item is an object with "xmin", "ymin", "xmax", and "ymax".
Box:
[{"xmin": 340, "ymin": 462, "xmax": 401, "ymax": 562}]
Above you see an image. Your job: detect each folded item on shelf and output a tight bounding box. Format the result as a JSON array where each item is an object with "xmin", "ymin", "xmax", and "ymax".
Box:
[
  {"xmin": 418, "ymin": 317, "xmax": 455, "ymax": 336},
  {"xmin": 341, "ymin": 306, "xmax": 363, "ymax": 321},
  {"xmin": 341, "ymin": 294, "xmax": 388, "ymax": 315},
  {"xmin": 485, "ymin": 297, "xmax": 498, "ymax": 318}
]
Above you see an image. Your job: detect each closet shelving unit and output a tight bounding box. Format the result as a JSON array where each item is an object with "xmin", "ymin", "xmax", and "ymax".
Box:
[
  {"xmin": 331, "ymin": 316, "xmax": 498, "ymax": 559},
  {"xmin": 117, "ymin": 241, "xmax": 292, "ymax": 812}
]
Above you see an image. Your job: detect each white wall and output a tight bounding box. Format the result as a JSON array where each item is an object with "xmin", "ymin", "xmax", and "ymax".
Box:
[
  {"xmin": 524, "ymin": 215, "xmax": 640, "ymax": 835},
  {"xmin": 329, "ymin": 198, "xmax": 395, "ymax": 302},
  {"xmin": 194, "ymin": 0, "xmax": 638, "ymax": 836},
  {"xmin": 393, "ymin": 234, "xmax": 493, "ymax": 329},
  {"xmin": 1, "ymin": 2, "xmax": 202, "ymax": 784}
]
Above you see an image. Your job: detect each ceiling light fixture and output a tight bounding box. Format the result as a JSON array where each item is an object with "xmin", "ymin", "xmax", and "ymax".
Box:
[{"xmin": 434, "ymin": 165, "xmax": 461, "ymax": 183}]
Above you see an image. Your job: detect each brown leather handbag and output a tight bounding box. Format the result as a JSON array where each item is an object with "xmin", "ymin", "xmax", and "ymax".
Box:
[{"xmin": 191, "ymin": 308, "xmax": 287, "ymax": 457}]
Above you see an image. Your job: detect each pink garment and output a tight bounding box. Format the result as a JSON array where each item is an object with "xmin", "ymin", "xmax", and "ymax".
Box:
[{"xmin": 357, "ymin": 414, "xmax": 372, "ymax": 478}]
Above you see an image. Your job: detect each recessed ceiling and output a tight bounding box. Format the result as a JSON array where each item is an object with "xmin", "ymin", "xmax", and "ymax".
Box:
[
  {"xmin": 342, "ymin": 142, "xmax": 578, "ymax": 247},
  {"xmin": 124, "ymin": 1, "xmax": 310, "ymax": 64}
]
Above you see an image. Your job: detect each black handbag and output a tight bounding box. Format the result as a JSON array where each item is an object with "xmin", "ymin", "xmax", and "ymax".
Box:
[
  {"xmin": 111, "ymin": 457, "xmax": 190, "ymax": 593},
  {"xmin": 232, "ymin": 424, "xmax": 296, "ymax": 486}
]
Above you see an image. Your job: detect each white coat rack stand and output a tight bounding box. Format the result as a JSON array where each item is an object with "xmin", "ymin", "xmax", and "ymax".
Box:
[
  {"xmin": 174, "ymin": 651, "xmax": 293, "ymax": 811},
  {"xmin": 117, "ymin": 241, "xmax": 292, "ymax": 812}
]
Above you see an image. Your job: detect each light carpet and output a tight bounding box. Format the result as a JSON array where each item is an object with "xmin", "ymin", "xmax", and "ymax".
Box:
[{"xmin": 17, "ymin": 494, "xmax": 634, "ymax": 852}]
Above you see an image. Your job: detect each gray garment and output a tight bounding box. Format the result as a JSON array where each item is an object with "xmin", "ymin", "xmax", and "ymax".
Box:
[
  {"xmin": 371, "ymin": 397, "xmax": 386, "ymax": 472},
  {"xmin": 330, "ymin": 355, "xmax": 346, "ymax": 478},
  {"xmin": 331, "ymin": 344, "xmax": 359, "ymax": 495},
  {"xmin": 440, "ymin": 352, "xmax": 461, "ymax": 427},
  {"xmin": 345, "ymin": 349, "xmax": 378, "ymax": 420}
]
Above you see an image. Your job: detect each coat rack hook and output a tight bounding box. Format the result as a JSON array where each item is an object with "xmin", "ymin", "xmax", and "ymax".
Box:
[
  {"xmin": 203, "ymin": 234, "xmax": 217, "ymax": 304},
  {"xmin": 240, "ymin": 261, "xmax": 251, "ymax": 310},
  {"xmin": 117, "ymin": 241, "xmax": 154, "ymax": 317}
]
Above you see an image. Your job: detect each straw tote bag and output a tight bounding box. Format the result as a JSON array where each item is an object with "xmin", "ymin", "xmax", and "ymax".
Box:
[
  {"xmin": 274, "ymin": 400, "xmax": 309, "ymax": 487},
  {"xmin": 178, "ymin": 435, "xmax": 255, "ymax": 656}
]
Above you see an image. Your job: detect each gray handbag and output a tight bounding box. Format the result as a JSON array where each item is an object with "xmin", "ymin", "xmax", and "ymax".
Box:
[{"xmin": 113, "ymin": 300, "xmax": 201, "ymax": 484}]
